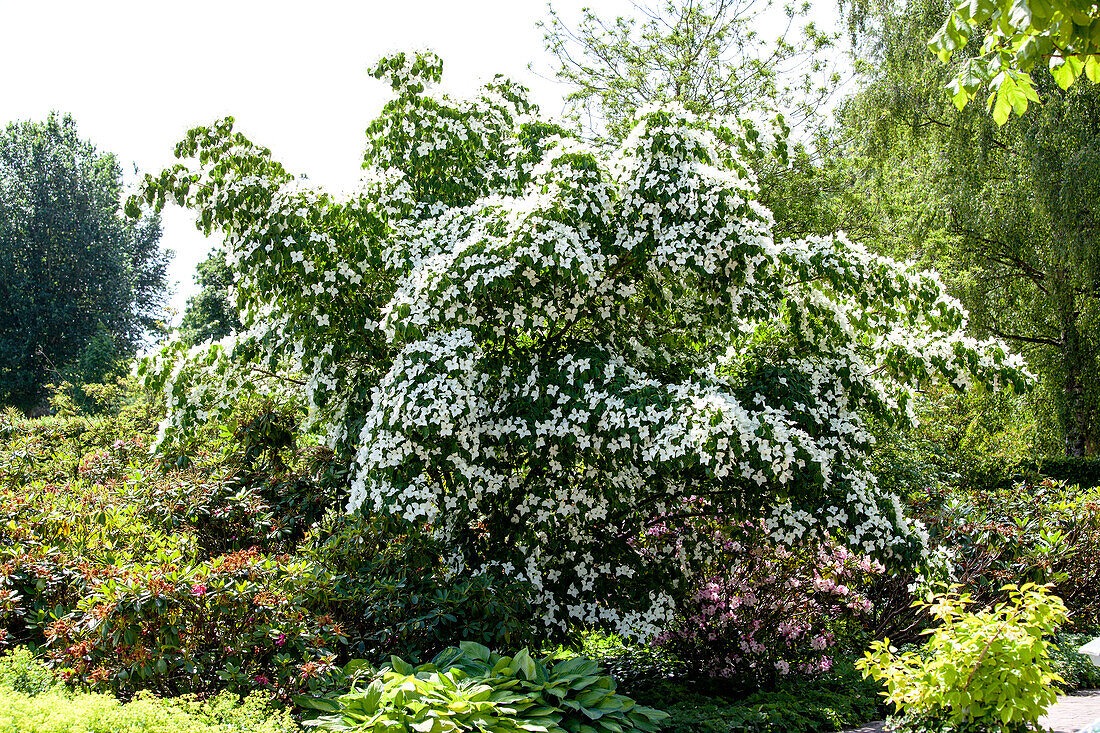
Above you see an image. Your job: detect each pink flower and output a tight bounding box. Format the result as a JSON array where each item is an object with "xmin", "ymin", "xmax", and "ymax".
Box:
[
  {"xmin": 191, "ymin": 584, "xmax": 207, "ymax": 596},
  {"xmin": 274, "ymin": 633, "xmax": 287, "ymax": 646}
]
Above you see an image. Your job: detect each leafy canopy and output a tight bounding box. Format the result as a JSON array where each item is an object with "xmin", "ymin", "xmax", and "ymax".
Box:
[
  {"xmin": 132, "ymin": 52, "xmax": 1024, "ymax": 639},
  {"xmin": 0, "ymin": 113, "xmax": 168, "ymax": 410},
  {"xmin": 837, "ymin": 0, "xmax": 1100, "ymax": 455},
  {"xmin": 541, "ymin": 0, "xmax": 840, "ymax": 141},
  {"xmin": 931, "ymin": 0, "xmax": 1100, "ymax": 123}
]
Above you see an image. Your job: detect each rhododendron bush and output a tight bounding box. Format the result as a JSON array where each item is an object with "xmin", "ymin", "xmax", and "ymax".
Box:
[
  {"xmin": 130, "ymin": 52, "xmax": 1027, "ymax": 640},
  {"xmin": 656, "ymin": 523, "xmax": 883, "ymax": 689}
]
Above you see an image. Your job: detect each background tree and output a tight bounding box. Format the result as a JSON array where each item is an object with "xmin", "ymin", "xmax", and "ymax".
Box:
[
  {"xmin": 541, "ymin": 0, "xmax": 841, "ymax": 141},
  {"xmin": 833, "ymin": 0, "xmax": 1100, "ymax": 456},
  {"xmin": 541, "ymin": 0, "xmax": 846, "ymax": 241},
  {"xmin": 930, "ymin": 0, "xmax": 1100, "ymax": 122},
  {"xmin": 179, "ymin": 247, "xmax": 242, "ymax": 345},
  {"xmin": 0, "ymin": 114, "xmax": 169, "ymax": 411}
]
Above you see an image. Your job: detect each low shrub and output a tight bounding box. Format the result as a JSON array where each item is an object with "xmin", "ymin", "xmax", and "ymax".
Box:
[
  {"xmin": 857, "ymin": 583, "xmax": 1067, "ymax": 732},
  {"xmin": 0, "ymin": 688, "xmax": 301, "ymax": 733},
  {"xmin": 1048, "ymin": 632, "xmax": 1100, "ymax": 692},
  {"xmin": 302, "ymin": 511, "xmax": 539, "ymax": 663},
  {"xmin": 300, "ymin": 642, "xmax": 669, "ymax": 733},
  {"xmin": 0, "ymin": 647, "xmax": 58, "ymax": 696},
  {"xmin": 0, "ymin": 646, "xmax": 300, "ymax": 733},
  {"xmin": 45, "ymin": 548, "xmax": 345, "ymax": 697},
  {"xmin": 657, "ymin": 530, "xmax": 881, "ymax": 692},
  {"xmin": 919, "ymin": 479, "xmax": 1100, "ymax": 631}
]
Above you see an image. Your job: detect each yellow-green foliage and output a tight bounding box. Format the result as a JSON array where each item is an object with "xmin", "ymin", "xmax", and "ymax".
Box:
[
  {"xmin": 0, "ymin": 688, "xmax": 301, "ymax": 733},
  {"xmin": 0, "ymin": 648, "xmax": 300, "ymax": 733},
  {"xmin": 857, "ymin": 583, "xmax": 1068, "ymax": 730}
]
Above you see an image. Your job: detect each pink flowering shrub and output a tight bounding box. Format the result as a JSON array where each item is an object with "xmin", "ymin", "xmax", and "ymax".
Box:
[{"xmin": 658, "ymin": 527, "xmax": 883, "ymax": 691}]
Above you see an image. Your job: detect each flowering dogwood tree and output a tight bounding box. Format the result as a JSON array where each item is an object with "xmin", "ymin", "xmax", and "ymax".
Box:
[{"xmin": 132, "ymin": 52, "xmax": 1026, "ymax": 639}]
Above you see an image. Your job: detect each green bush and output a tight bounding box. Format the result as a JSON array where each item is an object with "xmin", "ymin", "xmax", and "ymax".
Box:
[
  {"xmin": 0, "ymin": 648, "xmax": 58, "ymax": 696},
  {"xmin": 921, "ymin": 478, "xmax": 1100, "ymax": 630},
  {"xmin": 857, "ymin": 583, "xmax": 1067, "ymax": 732},
  {"xmin": 45, "ymin": 547, "xmax": 345, "ymax": 696},
  {"xmin": 1020, "ymin": 457, "xmax": 1100, "ymax": 488},
  {"xmin": 0, "ymin": 688, "xmax": 301, "ymax": 733},
  {"xmin": 0, "ymin": 647, "xmax": 300, "ymax": 732},
  {"xmin": 302, "ymin": 511, "xmax": 539, "ymax": 664},
  {"xmin": 301, "ymin": 642, "xmax": 668, "ymax": 733},
  {"xmin": 1048, "ymin": 632, "xmax": 1100, "ymax": 692}
]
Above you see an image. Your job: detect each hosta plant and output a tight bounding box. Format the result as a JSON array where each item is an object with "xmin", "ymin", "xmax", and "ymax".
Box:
[{"xmin": 300, "ymin": 641, "xmax": 667, "ymax": 733}]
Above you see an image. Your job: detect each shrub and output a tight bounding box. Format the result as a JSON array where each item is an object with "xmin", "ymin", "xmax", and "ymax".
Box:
[
  {"xmin": 0, "ymin": 648, "xmax": 58, "ymax": 696},
  {"xmin": 302, "ymin": 511, "xmax": 539, "ymax": 663},
  {"xmin": 45, "ymin": 548, "xmax": 345, "ymax": 697},
  {"xmin": 0, "ymin": 688, "xmax": 301, "ymax": 733},
  {"xmin": 301, "ymin": 642, "xmax": 668, "ymax": 733},
  {"xmin": 0, "ymin": 646, "xmax": 300, "ymax": 732},
  {"xmin": 857, "ymin": 583, "xmax": 1067, "ymax": 732},
  {"xmin": 1048, "ymin": 632, "xmax": 1100, "ymax": 692},
  {"xmin": 919, "ymin": 478, "xmax": 1100, "ymax": 630},
  {"xmin": 657, "ymin": 528, "xmax": 882, "ymax": 692}
]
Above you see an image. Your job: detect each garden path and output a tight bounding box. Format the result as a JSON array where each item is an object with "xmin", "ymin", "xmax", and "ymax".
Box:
[{"xmin": 839, "ymin": 690, "xmax": 1100, "ymax": 733}]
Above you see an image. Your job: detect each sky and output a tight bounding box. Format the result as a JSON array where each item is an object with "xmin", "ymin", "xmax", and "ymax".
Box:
[{"xmin": 0, "ymin": 0, "xmax": 842, "ymax": 323}]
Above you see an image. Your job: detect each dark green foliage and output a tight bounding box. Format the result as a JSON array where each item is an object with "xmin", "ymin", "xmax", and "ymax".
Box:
[
  {"xmin": 46, "ymin": 548, "xmax": 347, "ymax": 697},
  {"xmin": 1049, "ymin": 633, "xmax": 1100, "ymax": 691},
  {"xmin": 1020, "ymin": 456, "xmax": 1100, "ymax": 488},
  {"xmin": 0, "ymin": 114, "xmax": 169, "ymax": 411},
  {"xmin": 651, "ymin": 659, "xmax": 885, "ymax": 733},
  {"xmin": 573, "ymin": 633, "xmax": 685, "ymax": 697},
  {"xmin": 179, "ymin": 247, "xmax": 242, "ymax": 345},
  {"xmin": 301, "ymin": 512, "xmax": 540, "ymax": 665}
]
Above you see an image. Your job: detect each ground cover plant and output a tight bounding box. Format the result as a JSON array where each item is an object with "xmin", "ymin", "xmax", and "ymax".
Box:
[
  {"xmin": 300, "ymin": 642, "xmax": 668, "ymax": 733},
  {"xmin": 0, "ymin": 647, "xmax": 301, "ymax": 733}
]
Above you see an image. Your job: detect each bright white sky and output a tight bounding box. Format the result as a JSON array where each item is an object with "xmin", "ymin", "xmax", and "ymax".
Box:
[{"xmin": 0, "ymin": 0, "xmax": 841, "ymax": 322}]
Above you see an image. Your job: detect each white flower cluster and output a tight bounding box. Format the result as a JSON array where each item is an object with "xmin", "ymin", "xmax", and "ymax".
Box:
[{"xmin": 137, "ymin": 52, "xmax": 1028, "ymax": 640}]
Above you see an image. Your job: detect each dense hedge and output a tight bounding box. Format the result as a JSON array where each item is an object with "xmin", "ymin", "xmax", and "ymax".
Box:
[{"xmin": 1023, "ymin": 457, "xmax": 1100, "ymax": 488}]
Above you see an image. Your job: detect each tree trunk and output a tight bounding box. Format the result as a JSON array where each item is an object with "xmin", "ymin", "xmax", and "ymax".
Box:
[{"xmin": 1061, "ymin": 299, "xmax": 1092, "ymax": 457}]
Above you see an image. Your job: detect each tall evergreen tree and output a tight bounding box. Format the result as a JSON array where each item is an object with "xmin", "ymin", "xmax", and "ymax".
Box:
[
  {"xmin": 0, "ymin": 113, "xmax": 169, "ymax": 410},
  {"xmin": 179, "ymin": 247, "xmax": 242, "ymax": 346}
]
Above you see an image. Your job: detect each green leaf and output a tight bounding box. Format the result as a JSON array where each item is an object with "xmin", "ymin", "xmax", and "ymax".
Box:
[
  {"xmin": 1086, "ymin": 54, "xmax": 1100, "ymax": 82},
  {"xmin": 459, "ymin": 641, "xmax": 492, "ymax": 662}
]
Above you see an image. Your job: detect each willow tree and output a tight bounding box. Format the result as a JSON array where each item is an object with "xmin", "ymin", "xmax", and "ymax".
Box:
[{"xmin": 836, "ymin": 0, "xmax": 1100, "ymax": 456}]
